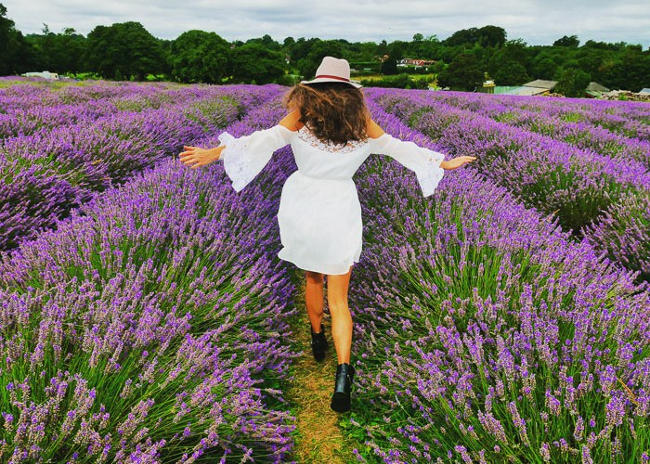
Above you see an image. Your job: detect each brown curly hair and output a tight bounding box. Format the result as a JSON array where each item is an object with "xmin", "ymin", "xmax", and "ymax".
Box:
[{"xmin": 282, "ymin": 82, "xmax": 371, "ymax": 147}]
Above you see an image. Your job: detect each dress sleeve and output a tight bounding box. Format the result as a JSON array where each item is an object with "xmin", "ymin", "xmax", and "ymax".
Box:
[
  {"xmin": 216, "ymin": 124, "xmax": 295, "ymax": 192},
  {"xmin": 368, "ymin": 133, "xmax": 446, "ymax": 197}
]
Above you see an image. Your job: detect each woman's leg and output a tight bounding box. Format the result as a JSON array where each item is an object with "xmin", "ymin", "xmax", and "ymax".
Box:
[
  {"xmin": 305, "ymin": 270, "xmax": 325, "ymax": 333},
  {"xmin": 326, "ymin": 265, "xmax": 353, "ymax": 364}
]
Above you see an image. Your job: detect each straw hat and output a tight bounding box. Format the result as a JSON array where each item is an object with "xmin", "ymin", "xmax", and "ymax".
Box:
[{"xmin": 300, "ymin": 56, "xmax": 362, "ymax": 89}]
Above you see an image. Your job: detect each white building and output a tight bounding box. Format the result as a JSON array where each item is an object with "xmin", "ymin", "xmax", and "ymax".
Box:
[{"xmin": 21, "ymin": 71, "xmax": 59, "ymax": 80}]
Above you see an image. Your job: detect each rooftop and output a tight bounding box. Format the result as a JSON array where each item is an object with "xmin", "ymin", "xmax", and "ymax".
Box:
[
  {"xmin": 522, "ymin": 79, "xmax": 557, "ymax": 89},
  {"xmin": 493, "ymin": 85, "xmax": 550, "ymax": 96},
  {"xmin": 586, "ymin": 81, "xmax": 610, "ymax": 92}
]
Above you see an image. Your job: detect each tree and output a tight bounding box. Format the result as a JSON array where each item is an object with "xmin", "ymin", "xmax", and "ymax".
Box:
[
  {"xmin": 445, "ymin": 27, "xmax": 480, "ymax": 46},
  {"xmin": 583, "ymin": 39, "xmax": 618, "ymax": 51},
  {"xmin": 230, "ymin": 43, "xmax": 284, "ymax": 84},
  {"xmin": 27, "ymin": 25, "xmax": 86, "ymax": 74},
  {"xmin": 554, "ymin": 35, "xmax": 580, "ymax": 47},
  {"xmin": 0, "ymin": 3, "xmax": 35, "ymax": 75},
  {"xmin": 487, "ymin": 39, "xmax": 530, "ymax": 81},
  {"xmin": 84, "ymin": 21, "xmax": 165, "ymax": 80},
  {"xmin": 500, "ymin": 38, "xmax": 529, "ymax": 62},
  {"xmin": 380, "ymin": 56, "xmax": 398, "ymax": 75},
  {"xmin": 169, "ymin": 30, "xmax": 230, "ymax": 83},
  {"xmin": 575, "ymin": 48, "xmax": 605, "ymax": 77},
  {"xmin": 554, "ymin": 67, "xmax": 591, "ymax": 96},
  {"xmin": 388, "ymin": 42, "xmax": 405, "ymax": 61},
  {"xmin": 290, "ymin": 37, "xmax": 319, "ymax": 64},
  {"xmin": 245, "ymin": 34, "xmax": 281, "ymax": 50},
  {"xmin": 443, "ymin": 26, "xmax": 506, "ymax": 48},
  {"xmin": 296, "ymin": 40, "xmax": 345, "ymax": 80},
  {"xmin": 530, "ymin": 56, "xmax": 558, "ymax": 80},
  {"xmin": 600, "ymin": 49, "xmax": 650, "ymax": 92},
  {"xmin": 493, "ymin": 60, "xmax": 530, "ymax": 85},
  {"xmin": 438, "ymin": 52, "xmax": 484, "ymax": 91},
  {"xmin": 477, "ymin": 25, "xmax": 506, "ymax": 48},
  {"xmin": 377, "ymin": 39, "xmax": 388, "ymax": 56}
]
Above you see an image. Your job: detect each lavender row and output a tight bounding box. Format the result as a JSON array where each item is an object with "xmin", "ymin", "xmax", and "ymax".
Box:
[
  {"xmin": 342, "ymin": 95, "xmax": 650, "ymax": 463},
  {"xmin": 426, "ymin": 89, "xmax": 650, "ymax": 141},
  {"xmin": 0, "ymin": 95, "xmax": 302, "ymax": 463},
  {"xmin": 367, "ymin": 88, "xmax": 650, "ymax": 281},
  {"xmin": 581, "ymin": 190, "xmax": 650, "ymax": 282},
  {"xmin": 529, "ymin": 95, "xmax": 650, "ymax": 127},
  {"xmin": 404, "ymin": 89, "xmax": 650, "ymax": 167},
  {"xmin": 369, "ymin": 87, "xmax": 650, "ymax": 223},
  {"xmin": 0, "ymin": 84, "xmax": 285, "ymax": 251},
  {"xmin": 490, "ymin": 91, "xmax": 649, "ymax": 139},
  {"xmin": 0, "ymin": 82, "xmax": 274, "ymax": 141},
  {"xmin": 0, "ymin": 78, "xmax": 178, "ymax": 113}
]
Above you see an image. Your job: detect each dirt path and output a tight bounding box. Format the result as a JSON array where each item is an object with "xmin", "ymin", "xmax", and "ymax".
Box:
[{"xmin": 284, "ymin": 268, "xmax": 359, "ymax": 463}]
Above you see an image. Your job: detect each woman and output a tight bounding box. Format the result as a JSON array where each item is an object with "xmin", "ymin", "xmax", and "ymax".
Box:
[{"xmin": 179, "ymin": 56, "xmax": 476, "ymax": 413}]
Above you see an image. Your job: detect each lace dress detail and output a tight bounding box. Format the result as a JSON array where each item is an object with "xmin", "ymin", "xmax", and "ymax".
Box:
[
  {"xmin": 296, "ymin": 125, "xmax": 368, "ymax": 153},
  {"xmin": 217, "ymin": 124, "xmax": 294, "ymax": 192}
]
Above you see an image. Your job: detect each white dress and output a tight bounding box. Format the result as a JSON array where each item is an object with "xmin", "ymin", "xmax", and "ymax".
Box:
[{"xmin": 217, "ymin": 123, "xmax": 446, "ymax": 275}]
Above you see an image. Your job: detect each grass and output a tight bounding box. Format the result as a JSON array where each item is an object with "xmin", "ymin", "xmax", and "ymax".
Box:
[
  {"xmin": 283, "ymin": 267, "xmax": 361, "ymax": 463},
  {"xmin": 358, "ymin": 72, "xmax": 436, "ymax": 81}
]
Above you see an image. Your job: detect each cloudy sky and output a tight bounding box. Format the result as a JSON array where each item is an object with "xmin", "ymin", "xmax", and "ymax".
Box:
[{"xmin": 5, "ymin": 0, "xmax": 649, "ymax": 48}]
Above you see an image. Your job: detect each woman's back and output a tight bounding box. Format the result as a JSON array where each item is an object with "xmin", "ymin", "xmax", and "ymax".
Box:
[{"xmin": 289, "ymin": 123, "xmax": 371, "ymax": 181}]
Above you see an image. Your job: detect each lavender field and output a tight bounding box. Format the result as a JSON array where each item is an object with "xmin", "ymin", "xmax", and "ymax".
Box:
[{"xmin": 0, "ymin": 77, "xmax": 649, "ymax": 463}]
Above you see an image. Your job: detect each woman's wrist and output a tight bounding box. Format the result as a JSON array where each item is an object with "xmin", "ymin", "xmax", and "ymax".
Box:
[
  {"xmin": 440, "ymin": 160, "xmax": 449, "ymax": 170},
  {"xmin": 209, "ymin": 145, "xmax": 223, "ymax": 161}
]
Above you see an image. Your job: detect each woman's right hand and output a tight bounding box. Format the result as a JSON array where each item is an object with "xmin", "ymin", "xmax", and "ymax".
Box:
[
  {"xmin": 179, "ymin": 145, "xmax": 224, "ymax": 169},
  {"xmin": 441, "ymin": 156, "xmax": 477, "ymax": 171}
]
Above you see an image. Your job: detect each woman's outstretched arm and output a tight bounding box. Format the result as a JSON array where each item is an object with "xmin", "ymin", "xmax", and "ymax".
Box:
[
  {"xmin": 179, "ymin": 113, "xmax": 297, "ymax": 192},
  {"xmin": 366, "ymin": 115, "xmax": 476, "ymax": 171},
  {"xmin": 179, "ymin": 109, "xmax": 301, "ymax": 169}
]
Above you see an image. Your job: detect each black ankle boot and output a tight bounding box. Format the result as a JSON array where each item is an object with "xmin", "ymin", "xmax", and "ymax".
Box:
[
  {"xmin": 330, "ymin": 362, "xmax": 355, "ymax": 412},
  {"xmin": 310, "ymin": 322, "xmax": 328, "ymax": 361}
]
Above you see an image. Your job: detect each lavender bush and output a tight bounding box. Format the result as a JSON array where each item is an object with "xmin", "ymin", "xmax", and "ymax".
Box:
[
  {"xmin": 338, "ymin": 95, "xmax": 650, "ymax": 463},
  {"xmin": 0, "ymin": 83, "xmax": 266, "ymax": 138},
  {"xmin": 0, "ymin": 82, "xmax": 285, "ymax": 250},
  {"xmin": 417, "ymin": 89, "xmax": 650, "ymax": 143},
  {"xmin": 0, "ymin": 94, "xmax": 302, "ymax": 463},
  {"xmin": 411, "ymin": 90, "xmax": 650, "ymax": 168},
  {"xmin": 368, "ymin": 88, "xmax": 650, "ymax": 281},
  {"xmin": 581, "ymin": 189, "xmax": 650, "ymax": 282}
]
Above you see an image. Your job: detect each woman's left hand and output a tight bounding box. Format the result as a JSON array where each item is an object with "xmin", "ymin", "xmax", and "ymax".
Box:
[
  {"xmin": 440, "ymin": 156, "xmax": 477, "ymax": 171},
  {"xmin": 179, "ymin": 145, "xmax": 222, "ymax": 168}
]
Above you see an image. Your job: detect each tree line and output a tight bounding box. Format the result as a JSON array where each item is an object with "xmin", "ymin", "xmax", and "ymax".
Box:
[{"xmin": 1, "ymin": 3, "xmax": 648, "ymax": 94}]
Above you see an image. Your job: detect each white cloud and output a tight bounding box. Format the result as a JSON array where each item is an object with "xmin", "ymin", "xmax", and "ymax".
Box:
[{"xmin": 7, "ymin": 0, "xmax": 649, "ymax": 47}]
